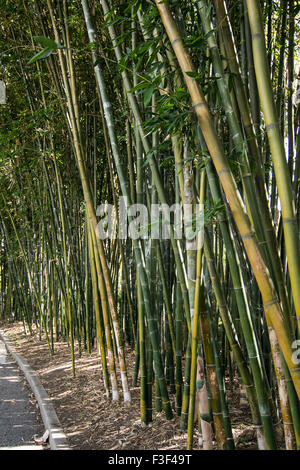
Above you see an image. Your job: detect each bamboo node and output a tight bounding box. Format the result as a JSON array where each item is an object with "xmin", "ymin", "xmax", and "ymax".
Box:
[
  {"xmin": 266, "ymin": 122, "xmax": 279, "ymax": 131},
  {"xmin": 217, "ymin": 168, "xmax": 230, "ymax": 177},
  {"xmin": 263, "ymin": 299, "xmax": 279, "ymax": 308}
]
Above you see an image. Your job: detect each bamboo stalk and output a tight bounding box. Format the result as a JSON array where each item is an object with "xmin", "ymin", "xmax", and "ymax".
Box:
[{"xmin": 155, "ymin": 0, "xmax": 300, "ymax": 402}]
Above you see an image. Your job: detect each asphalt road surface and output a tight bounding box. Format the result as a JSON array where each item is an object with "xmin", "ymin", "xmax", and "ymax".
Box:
[{"xmin": 0, "ymin": 339, "xmax": 44, "ymax": 450}]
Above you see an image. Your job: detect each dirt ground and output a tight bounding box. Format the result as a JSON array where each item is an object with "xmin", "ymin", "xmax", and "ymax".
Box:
[{"xmin": 0, "ymin": 321, "xmax": 260, "ymax": 451}]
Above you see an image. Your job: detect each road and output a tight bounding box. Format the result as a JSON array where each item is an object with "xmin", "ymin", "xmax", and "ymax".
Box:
[{"xmin": 0, "ymin": 339, "xmax": 44, "ymax": 450}]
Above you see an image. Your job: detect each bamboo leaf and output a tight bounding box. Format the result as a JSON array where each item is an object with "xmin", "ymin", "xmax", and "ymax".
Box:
[
  {"xmin": 127, "ymin": 82, "xmax": 149, "ymax": 93},
  {"xmin": 143, "ymin": 85, "xmax": 155, "ymax": 107},
  {"xmin": 28, "ymin": 48, "xmax": 54, "ymax": 64},
  {"xmin": 33, "ymin": 36, "xmax": 64, "ymax": 49}
]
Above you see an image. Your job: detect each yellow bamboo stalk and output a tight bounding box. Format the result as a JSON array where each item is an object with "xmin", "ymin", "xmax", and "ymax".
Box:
[
  {"xmin": 47, "ymin": 0, "xmax": 131, "ymax": 402},
  {"xmin": 154, "ymin": 0, "xmax": 300, "ymax": 399},
  {"xmin": 245, "ymin": 0, "xmax": 300, "ymax": 336}
]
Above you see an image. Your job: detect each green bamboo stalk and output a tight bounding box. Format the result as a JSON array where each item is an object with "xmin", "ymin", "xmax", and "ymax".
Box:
[
  {"xmin": 246, "ymin": 0, "xmax": 300, "ymax": 337},
  {"xmin": 82, "ymin": 0, "xmax": 172, "ymax": 417},
  {"xmin": 90, "ymin": 219, "xmax": 119, "ymax": 401},
  {"xmin": 3, "ymin": 203, "xmax": 52, "ymax": 354},
  {"xmin": 155, "ymin": 0, "xmax": 300, "ymax": 401},
  {"xmin": 53, "ymin": 154, "xmax": 76, "ymax": 377},
  {"xmin": 87, "ymin": 223, "xmax": 110, "ymax": 397}
]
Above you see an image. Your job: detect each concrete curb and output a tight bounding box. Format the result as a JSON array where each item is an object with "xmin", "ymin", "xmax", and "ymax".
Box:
[{"xmin": 0, "ymin": 331, "xmax": 70, "ymax": 450}]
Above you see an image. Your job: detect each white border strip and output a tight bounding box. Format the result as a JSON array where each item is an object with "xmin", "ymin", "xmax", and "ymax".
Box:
[{"xmin": 0, "ymin": 331, "xmax": 70, "ymax": 450}]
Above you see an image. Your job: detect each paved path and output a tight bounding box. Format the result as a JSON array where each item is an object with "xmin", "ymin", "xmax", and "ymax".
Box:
[{"xmin": 0, "ymin": 339, "xmax": 44, "ymax": 450}]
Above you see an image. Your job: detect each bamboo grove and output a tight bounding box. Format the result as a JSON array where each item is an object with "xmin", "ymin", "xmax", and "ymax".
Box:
[{"xmin": 0, "ymin": 0, "xmax": 300, "ymax": 450}]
